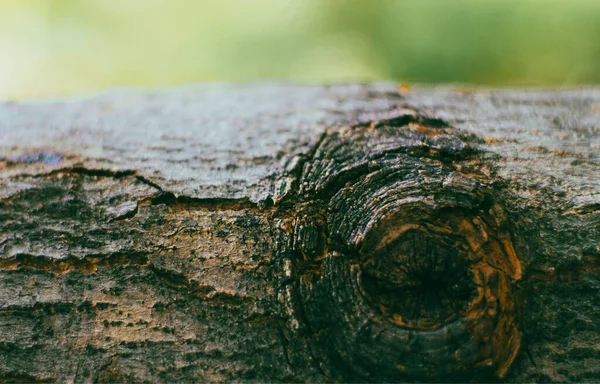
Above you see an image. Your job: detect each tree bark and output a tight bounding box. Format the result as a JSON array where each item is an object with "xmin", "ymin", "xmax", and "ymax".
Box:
[{"xmin": 0, "ymin": 83, "xmax": 598, "ymax": 383}]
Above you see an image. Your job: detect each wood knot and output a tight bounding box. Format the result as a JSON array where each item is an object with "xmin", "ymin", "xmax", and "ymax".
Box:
[
  {"xmin": 358, "ymin": 208, "xmax": 522, "ymax": 380},
  {"xmin": 280, "ymin": 170, "xmax": 523, "ymax": 382}
]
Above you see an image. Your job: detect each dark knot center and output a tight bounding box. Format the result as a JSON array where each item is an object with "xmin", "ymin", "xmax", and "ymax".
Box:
[{"xmin": 361, "ymin": 229, "xmax": 476, "ymax": 329}]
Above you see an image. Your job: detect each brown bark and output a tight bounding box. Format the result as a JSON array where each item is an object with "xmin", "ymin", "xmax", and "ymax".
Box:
[{"xmin": 0, "ymin": 84, "xmax": 598, "ymax": 382}]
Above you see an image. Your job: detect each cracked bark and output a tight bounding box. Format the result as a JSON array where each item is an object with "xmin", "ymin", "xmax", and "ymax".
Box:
[{"xmin": 0, "ymin": 84, "xmax": 599, "ymax": 383}]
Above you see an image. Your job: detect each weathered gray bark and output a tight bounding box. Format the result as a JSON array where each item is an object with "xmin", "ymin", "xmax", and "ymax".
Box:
[{"xmin": 0, "ymin": 83, "xmax": 598, "ymax": 383}]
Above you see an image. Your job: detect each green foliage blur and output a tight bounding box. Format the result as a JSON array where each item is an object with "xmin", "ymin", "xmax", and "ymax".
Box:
[{"xmin": 2, "ymin": 0, "xmax": 600, "ymax": 100}]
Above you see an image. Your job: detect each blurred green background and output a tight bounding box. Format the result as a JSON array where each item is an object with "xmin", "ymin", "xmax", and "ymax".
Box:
[{"xmin": 2, "ymin": 0, "xmax": 600, "ymax": 100}]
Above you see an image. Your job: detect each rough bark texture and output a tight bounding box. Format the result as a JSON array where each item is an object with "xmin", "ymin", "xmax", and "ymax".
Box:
[{"xmin": 0, "ymin": 83, "xmax": 598, "ymax": 383}]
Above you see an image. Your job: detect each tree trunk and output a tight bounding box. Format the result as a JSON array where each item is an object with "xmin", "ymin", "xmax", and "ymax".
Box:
[{"xmin": 0, "ymin": 83, "xmax": 598, "ymax": 383}]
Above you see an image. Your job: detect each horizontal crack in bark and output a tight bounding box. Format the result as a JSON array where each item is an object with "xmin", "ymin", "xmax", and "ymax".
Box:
[
  {"xmin": 139, "ymin": 194, "xmax": 261, "ymax": 212},
  {"xmin": 5, "ymin": 166, "xmax": 264, "ymax": 214},
  {"xmin": 0, "ymin": 252, "xmax": 150, "ymax": 275},
  {"xmin": 135, "ymin": 175, "xmax": 263, "ymax": 211},
  {"xmin": 0, "ymin": 252, "xmax": 248, "ymax": 305},
  {"xmin": 34, "ymin": 166, "xmax": 136, "ymax": 179}
]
